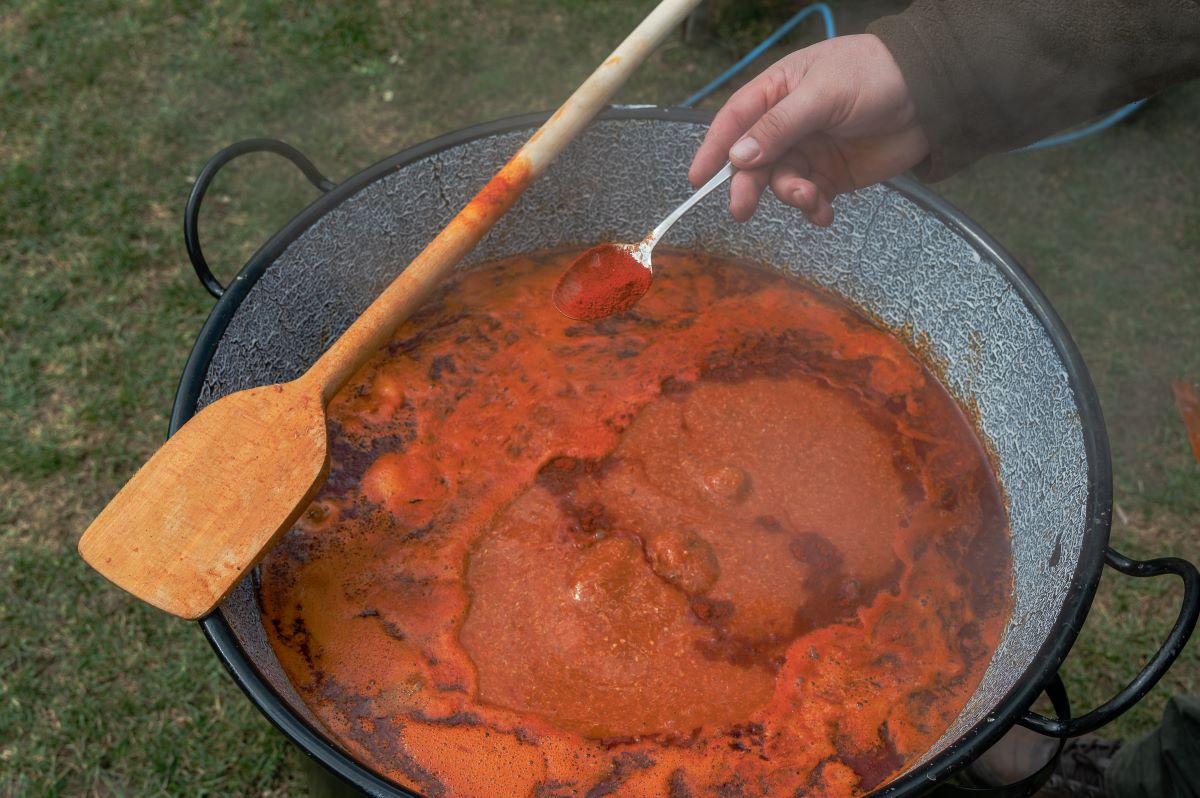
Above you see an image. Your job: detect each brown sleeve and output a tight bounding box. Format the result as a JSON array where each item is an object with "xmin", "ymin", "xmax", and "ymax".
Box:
[{"xmin": 866, "ymin": 0, "xmax": 1200, "ymax": 180}]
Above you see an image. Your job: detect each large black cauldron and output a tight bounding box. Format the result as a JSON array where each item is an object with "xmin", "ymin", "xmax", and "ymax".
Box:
[{"xmin": 175, "ymin": 108, "xmax": 1198, "ymax": 797}]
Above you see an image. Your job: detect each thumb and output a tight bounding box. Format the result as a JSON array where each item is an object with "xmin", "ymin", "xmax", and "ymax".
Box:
[{"xmin": 729, "ymin": 82, "xmax": 836, "ymax": 171}]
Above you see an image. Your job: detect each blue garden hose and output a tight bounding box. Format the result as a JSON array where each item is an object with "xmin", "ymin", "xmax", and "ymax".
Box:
[
  {"xmin": 679, "ymin": 3, "xmax": 836, "ymax": 109},
  {"xmin": 680, "ymin": 2, "xmax": 1145, "ymax": 151},
  {"xmin": 1018, "ymin": 98, "xmax": 1147, "ymax": 151}
]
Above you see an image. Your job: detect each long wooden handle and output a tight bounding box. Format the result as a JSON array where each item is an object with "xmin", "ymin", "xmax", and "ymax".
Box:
[{"xmin": 304, "ymin": 0, "xmax": 701, "ymax": 401}]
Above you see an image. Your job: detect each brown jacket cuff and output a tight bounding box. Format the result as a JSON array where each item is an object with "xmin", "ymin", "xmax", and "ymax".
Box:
[{"xmin": 867, "ymin": 12, "xmax": 966, "ymax": 182}]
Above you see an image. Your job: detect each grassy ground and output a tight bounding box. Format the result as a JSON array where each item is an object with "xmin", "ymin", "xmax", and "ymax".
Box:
[{"xmin": 2, "ymin": 1, "xmax": 1197, "ymax": 795}]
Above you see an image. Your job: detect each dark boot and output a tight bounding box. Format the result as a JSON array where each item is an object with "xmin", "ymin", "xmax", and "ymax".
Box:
[{"xmin": 964, "ymin": 724, "xmax": 1121, "ymax": 798}]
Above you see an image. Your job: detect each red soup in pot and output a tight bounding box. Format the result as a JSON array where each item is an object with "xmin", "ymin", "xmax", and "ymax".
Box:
[{"xmin": 259, "ymin": 247, "xmax": 1012, "ymax": 798}]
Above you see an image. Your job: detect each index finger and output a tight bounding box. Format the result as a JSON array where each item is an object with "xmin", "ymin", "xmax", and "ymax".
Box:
[{"xmin": 687, "ymin": 60, "xmax": 794, "ymax": 186}]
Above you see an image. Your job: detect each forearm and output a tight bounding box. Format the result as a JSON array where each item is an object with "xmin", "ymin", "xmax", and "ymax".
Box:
[{"xmin": 868, "ymin": 0, "xmax": 1200, "ymax": 180}]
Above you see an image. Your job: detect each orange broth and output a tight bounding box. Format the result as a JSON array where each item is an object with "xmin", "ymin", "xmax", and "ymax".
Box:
[{"xmin": 259, "ymin": 248, "xmax": 1012, "ymax": 798}]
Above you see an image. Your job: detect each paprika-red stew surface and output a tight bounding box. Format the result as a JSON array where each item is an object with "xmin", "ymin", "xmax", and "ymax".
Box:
[{"xmin": 259, "ymin": 247, "xmax": 1012, "ymax": 798}]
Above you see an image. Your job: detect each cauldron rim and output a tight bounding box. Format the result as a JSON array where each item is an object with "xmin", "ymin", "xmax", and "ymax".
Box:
[{"xmin": 173, "ymin": 107, "xmax": 1112, "ymax": 797}]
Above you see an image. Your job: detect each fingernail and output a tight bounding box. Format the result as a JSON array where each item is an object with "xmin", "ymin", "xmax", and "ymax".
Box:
[{"xmin": 730, "ymin": 137, "xmax": 760, "ymax": 163}]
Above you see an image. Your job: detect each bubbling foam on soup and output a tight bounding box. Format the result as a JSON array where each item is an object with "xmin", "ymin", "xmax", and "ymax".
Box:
[{"xmin": 259, "ymin": 248, "xmax": 1012, "ymax": 798}]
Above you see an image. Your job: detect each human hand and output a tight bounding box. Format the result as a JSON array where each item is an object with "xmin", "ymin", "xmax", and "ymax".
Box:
[{"xmin": 688, "ymin": 34, "xmax": 929, "ymax": 226}]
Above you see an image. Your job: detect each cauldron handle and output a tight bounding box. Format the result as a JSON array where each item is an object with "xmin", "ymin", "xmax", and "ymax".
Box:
[
  {"xmin": 183, "ymin": 138, "xmax": 337, "ymax": 299},
  {"xmin": 1017, "ymin": 547, "xmax": 1200, "ymax": 738}
]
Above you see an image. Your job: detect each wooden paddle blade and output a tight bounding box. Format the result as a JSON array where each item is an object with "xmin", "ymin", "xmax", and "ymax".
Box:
[{"xmin": 78, "ymin": 381, "xmax": 329, "ymax": 620}]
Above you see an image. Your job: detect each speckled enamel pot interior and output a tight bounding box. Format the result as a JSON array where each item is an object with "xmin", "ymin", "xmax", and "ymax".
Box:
[{"xmin": 175, "ymin": 109, "xmax": 1112, "ymax": 797}]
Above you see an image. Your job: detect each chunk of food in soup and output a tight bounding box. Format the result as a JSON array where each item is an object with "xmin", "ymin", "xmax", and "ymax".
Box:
[{"xmin": 259, "ymin": 248, "xmax": 1012, "ymax": 798}]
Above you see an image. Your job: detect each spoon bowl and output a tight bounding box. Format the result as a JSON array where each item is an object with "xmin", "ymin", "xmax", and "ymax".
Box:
[{"xmin": 553, "ymin": 162, "xmax": 734, "ymax": 320}]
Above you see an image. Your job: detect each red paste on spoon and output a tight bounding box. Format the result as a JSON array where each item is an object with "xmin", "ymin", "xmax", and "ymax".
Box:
[{"xmin": 553, "ymin": 243, "xmax": 652, "ymax": 320}]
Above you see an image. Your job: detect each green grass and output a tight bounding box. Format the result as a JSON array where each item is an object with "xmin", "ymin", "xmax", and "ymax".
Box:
[{"xmin": 1, "ymin": 1, "xmax": 1197, "ymax": 795}]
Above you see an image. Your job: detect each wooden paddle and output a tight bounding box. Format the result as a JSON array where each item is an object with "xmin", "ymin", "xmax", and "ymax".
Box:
[{"xmin": 79, "ymin": 0, "xmax": 702, "ymax": 620}]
